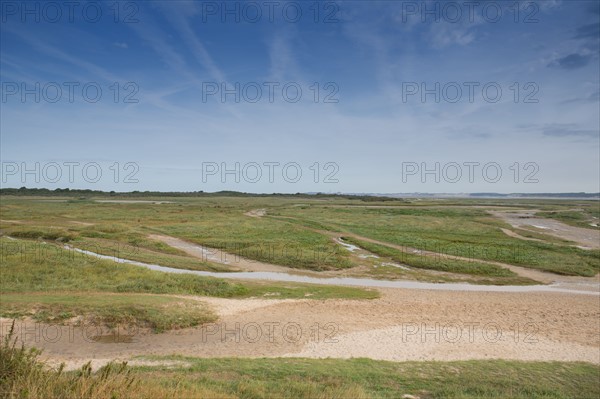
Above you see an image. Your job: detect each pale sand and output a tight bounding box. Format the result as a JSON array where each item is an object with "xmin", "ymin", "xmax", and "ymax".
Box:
[
  {"xmin": 244, "ymin": 209, "xmax": 266, "ymax": 217},
  {"xmin": 287, "ymin": 325, "xmax": 599, "ymax": 363},
  {"xmin": 3, "ymin": 287, "xmax": 598, "ymax": 370},
  {"xmin": 489, "ymin": 210, "xmax": 600, "ymax": 249}
]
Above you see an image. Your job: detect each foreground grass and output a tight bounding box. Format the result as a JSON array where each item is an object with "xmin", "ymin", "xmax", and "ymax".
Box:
[
  {"xmin": 1, "ymin": 325, "xmax": 230, "ymax": 399},
  {"xmin": 3, "ymin": 326, "xmax": 599, "ymax": 399},
  {"xmin": 127, "ymin": 356, "xmax": 600, "ymax": 399},
  {"xmin": 0, "ymin": 293, "xmax": 217, "ymax": 332},
  {"xmin": 0, "ymin": 238, "xmax": 377, "ymax": 301}
]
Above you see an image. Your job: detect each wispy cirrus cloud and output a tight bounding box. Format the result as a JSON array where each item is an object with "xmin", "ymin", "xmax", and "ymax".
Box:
[
  {"xmin": 549, "ymin": 53, "xmax": 593, "ymax": 70},
  {"xmin": 155, "ymin": 1, "xmax": 227, "ymax": 83},
  {"xmin": 519, "ymin": 123, "xmax": 600, "ymax": 138},
  {"xmin": 1, "ymin": 24, "xmax": 122, "ymax": 83},
  {"xmin": 560, "ymin": 90, "xmax": 600, "ymax": 104}
]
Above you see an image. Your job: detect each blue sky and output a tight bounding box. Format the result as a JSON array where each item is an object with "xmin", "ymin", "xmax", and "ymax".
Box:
[{"xmin": 1, "ymin": 0, "xmax": 599, "ymax": 193}]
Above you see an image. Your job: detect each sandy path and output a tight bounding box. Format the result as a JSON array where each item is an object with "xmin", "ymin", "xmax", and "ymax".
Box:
[
  {"xmin": 325, "ymin": 231, "xmax": 577, "ymax": 285},
  {"xmin": 95, "ymin": 200, "xmax": 174, "ymax": 204},
  {"xmin": 149, "ymin": 229, "xmax": 553, "ymax": 284},
  {"xmin": 4, "ymin": 287, "xmax": 598, "ymax": 370},
  {"xmin": 489, "ymin": 210, "xmax": 600, "ymax": 249},
  {"xmin": 500, "ymin": 228, "xmax": 545, "ymax": 243},
  {"xmin": 268, "ymin": 215, "xmax": 588, "ymax": 284},
  {"xmin": 0, "ymin": 219, "xmax": 24, "ymax": 224},
  {"xmin": 148, "ymin": 234, "xmax": 300, "ymax": 273},
  {"xmin": 69, "ymin": 221, "xmax": 94, "ymax": 226},
  {"xmin": 244, "ymin": 209, "xmax": 266, "ymax": 217},
  {"xmin": 150, "ymin": 229, "xmax": 598, "ymax": 287}
]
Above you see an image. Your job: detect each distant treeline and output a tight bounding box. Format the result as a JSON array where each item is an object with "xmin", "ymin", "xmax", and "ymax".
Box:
[{"xmin": 0, "ymin": 187, "xmax": 400, "ymax": 201}]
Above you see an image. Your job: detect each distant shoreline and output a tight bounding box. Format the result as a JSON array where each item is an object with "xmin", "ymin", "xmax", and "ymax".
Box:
[{"xmin": 1, "ymin": 187, "xmax": 599, "ymax": 200}]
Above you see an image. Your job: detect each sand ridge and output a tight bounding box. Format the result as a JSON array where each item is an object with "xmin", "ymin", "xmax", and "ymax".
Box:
[{"xmin": 4, "ymin": 287, "xmax": 598, "ymax": 370}]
